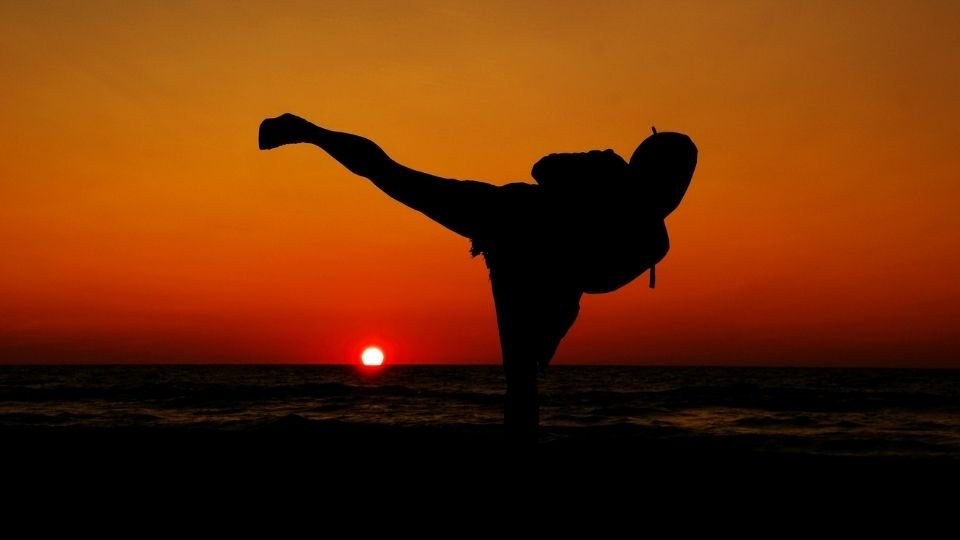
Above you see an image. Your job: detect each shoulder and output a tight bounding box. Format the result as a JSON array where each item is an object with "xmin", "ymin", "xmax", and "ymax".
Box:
[{"xmin": 531, "ymin": 149, "xmax": 628, "ymax": 190}]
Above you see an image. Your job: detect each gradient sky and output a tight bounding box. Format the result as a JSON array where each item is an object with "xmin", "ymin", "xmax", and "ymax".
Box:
[{"xmin": 2, "ymin": 1, "xmax": 958, "ymax": 366}]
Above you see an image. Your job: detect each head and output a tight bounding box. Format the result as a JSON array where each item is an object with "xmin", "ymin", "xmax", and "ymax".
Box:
[{"xmin": 628, "ymin": 129, "xmax": 698, "ymax": 218}]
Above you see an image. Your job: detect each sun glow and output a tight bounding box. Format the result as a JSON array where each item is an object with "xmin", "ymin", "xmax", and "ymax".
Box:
[{"xmin": 361, "ymin": 346, "xmax": 385, "ymax": 367}]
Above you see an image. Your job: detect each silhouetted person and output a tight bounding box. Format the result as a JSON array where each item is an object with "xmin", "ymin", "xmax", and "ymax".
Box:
[{"xmin": 258, "ymin": 113, "xmax": 697, "ymax": 442}]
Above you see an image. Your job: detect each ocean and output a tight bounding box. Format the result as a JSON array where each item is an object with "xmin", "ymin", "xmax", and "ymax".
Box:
[{"xmin": 1, "ymin": 365, "xmax": 958, "ymax": 464}]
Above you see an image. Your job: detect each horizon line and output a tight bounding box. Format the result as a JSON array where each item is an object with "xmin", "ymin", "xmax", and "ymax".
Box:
[{"xmin": 0, "ymin": 362, "xmax": 956, "ymax": 370}]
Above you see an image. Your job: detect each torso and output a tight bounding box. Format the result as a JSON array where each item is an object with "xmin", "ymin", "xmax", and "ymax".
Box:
[{"xmin": 474, "ymin": 183, "xmax": 669, "ymax": 295}]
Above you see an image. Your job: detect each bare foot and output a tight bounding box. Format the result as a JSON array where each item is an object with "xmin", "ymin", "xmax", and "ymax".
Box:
[{"xmin": 258, "ymin": 113, "xmax": 315, "ymax": 150}]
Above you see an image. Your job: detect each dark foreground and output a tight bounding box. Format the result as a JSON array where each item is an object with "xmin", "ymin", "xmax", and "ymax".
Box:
[{"xmin": 2, "ymin": 365, "xmax": 959, "ymax": 481}]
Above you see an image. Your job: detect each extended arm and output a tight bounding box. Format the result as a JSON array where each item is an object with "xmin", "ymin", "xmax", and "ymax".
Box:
[{"xmin": 259, "ymin": 113, "xmax": 498, "ymax": 240}]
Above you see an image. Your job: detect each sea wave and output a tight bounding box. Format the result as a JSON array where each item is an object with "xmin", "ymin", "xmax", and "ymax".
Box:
[{"xmin": 1, "ymin": 365, "xmax": 958, "ymax": 460}]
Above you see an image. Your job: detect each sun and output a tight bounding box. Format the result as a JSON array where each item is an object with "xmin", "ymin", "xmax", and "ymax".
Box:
[{"xmin": 360, "ymin": 346, "xmax": 385, "ymax": 367}]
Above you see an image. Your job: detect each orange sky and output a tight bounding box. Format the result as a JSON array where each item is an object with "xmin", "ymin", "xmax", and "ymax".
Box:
[{"xmin": 1, "ymin": 1, "xmax": 958, "ymax": 366}]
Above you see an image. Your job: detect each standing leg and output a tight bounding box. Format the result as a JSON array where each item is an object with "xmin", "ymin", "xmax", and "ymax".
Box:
[
  {"xmin": 490, "ymin": 267, "xmax": 582, "ymax": 443},
  {"xmin": 503, "ymin": 348, "xmax": 540, "ymax": 443}
]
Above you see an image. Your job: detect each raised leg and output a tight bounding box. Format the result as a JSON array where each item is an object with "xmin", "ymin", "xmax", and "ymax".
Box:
[{"xmin": 259, "ymin": 113, "xmax": 499, "ymax": 241}]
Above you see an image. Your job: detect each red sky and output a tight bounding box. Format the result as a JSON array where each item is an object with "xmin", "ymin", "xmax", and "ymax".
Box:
[{"xmin": 2, "ymin": 1, "xmax": 959, "ymax": 366}]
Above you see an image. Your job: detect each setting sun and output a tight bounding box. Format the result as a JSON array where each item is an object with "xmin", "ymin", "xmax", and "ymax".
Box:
[{"xmin": 361, "ymin": 347, "xmax": 385, "ymax": 367}]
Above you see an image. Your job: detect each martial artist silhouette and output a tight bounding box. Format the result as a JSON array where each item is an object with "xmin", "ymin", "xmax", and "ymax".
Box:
[{"xmin": 258, "ymin": 113, "xmax": 697, "ymax": 441}]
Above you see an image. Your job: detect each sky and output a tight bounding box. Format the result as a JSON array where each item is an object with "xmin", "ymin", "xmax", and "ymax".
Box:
[{"xmin": 1, "ymin": 0, "xmax": 958, "ymax": 366}]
